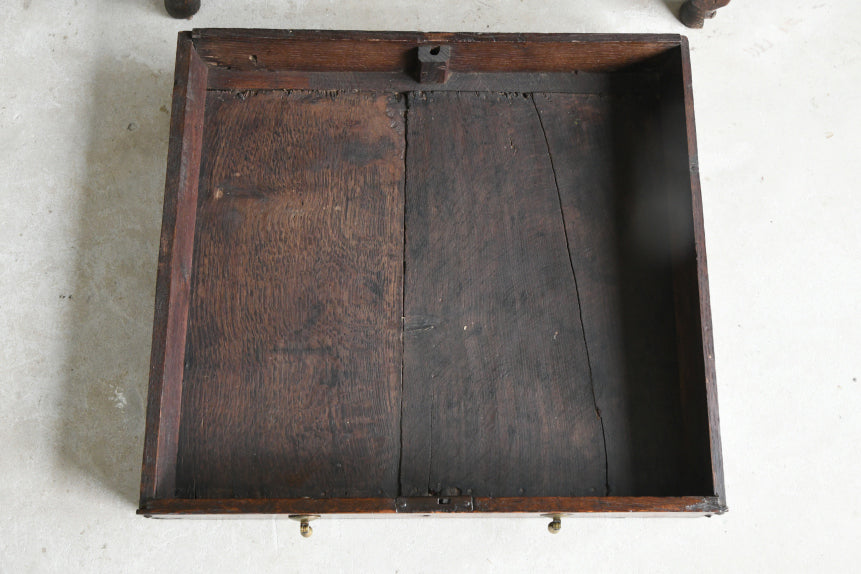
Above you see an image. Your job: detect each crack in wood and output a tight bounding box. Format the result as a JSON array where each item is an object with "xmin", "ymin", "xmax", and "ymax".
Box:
[
  {"xmin": 397, "ymin": 93, "xmax": 410, "ymax": 498},
  {"xmin": 531, "ymin": 93, "xmax": 610, "ymax": 496}
]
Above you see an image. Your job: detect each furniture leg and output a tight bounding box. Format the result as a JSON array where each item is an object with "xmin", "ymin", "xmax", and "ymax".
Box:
[
  {"xmin": 679, "ymin": 0, "xmax": 730, "ymax": 28},
  {"xmin": 165, "ymin": 0, "xmax": 200, "ymax": 19}
]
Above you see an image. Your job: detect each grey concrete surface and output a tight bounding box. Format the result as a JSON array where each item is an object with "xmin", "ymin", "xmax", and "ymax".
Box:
[{"xmin": 1, "ymin": 1, "xmax": 859, "ymax": 572}]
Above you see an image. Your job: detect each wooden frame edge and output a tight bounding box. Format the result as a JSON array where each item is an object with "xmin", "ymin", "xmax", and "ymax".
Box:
[
  {"xmin": 139, "ymin": 496, "xmax": 726, "ymax": 516},
  {"xmin": 139, "ymin": 32, "xmax": 208, "ymax": 507},
  {"xmin": 678, "ymin": 36, "xmax": 726, "ymax": 507},
  {"xmin": 189, "ymin": 29, "xmax": 684, "ymax": 75},
  {"xmin": 192, "ymin": 29, "xmax": 685, "ymax": 44}
]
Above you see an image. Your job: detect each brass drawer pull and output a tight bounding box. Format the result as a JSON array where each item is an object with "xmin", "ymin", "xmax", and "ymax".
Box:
[{"xmin": 289, "ymin": 515, "xmax": 319, "ymax": 538}]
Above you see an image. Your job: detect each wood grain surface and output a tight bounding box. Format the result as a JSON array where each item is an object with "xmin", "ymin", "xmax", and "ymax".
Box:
[
  {"xmin": 141, "ymin": 32, "xmax": 723, "ymax": 515},
  {"xmin": 666, "ymin": 42, "xmax": 723, "ymax": 500},
  {"xmin": 401, "ymin": 91, "xmax": 606, "ymax": 498},
  {"xmin": 140, "ymin": 32, "xmax": 208, "ymax": 504},
  {"xmin": 192, "ymin": 30, "xmax": 683, "ymax": 74},
  {"xmin": 174, "ymin": 90, "xmax": 406, "ymax": 499},
  {"xmin": 138, "ymin": 495, "xmax": 726, "ymax": 516},
  {"xmin": 205, "ymin": 69, "xmax": 661, "ymax": 95},
  {"xmin": 533, "ymin": 92, "xmax": 690, "ymax": 496}
]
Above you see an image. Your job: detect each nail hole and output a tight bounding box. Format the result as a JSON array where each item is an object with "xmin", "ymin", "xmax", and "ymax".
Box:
[
  {"xmin": 438, "ymin": 497, "xmax": 450, "ymax": 504},
  {"xmin": 249, "ymin": 54, "xmax": 258, "ymax": 64},
  {"xmin": 429, "ymin": 46, "xmax": 441, "ymax": 55}
]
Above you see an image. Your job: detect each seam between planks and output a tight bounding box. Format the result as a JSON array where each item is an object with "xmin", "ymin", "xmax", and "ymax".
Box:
[
  {"xmin": 531, "ymin": 93, "xmax": 610, "ymax": 497},
  {"xmin": 423, "ymin": 102, "xmax": 433, "ymax": 497},
  {"xmin": 397, "ymin": 92, "xmax": 409, "ymax": 498}
]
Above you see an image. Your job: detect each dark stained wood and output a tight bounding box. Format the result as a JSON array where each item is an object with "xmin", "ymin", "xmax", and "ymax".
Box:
[
  {"xmin": 174, "ymin": 90, "xmax": 405, "ymax": 499},
  {"xmin": 417, "ymin": 45, "xmax": 451, "ymax": 84},
  {"xmin": 532, "ymin": 92, "xmax": 689, "ymax": 496},
  {"xmin": 138, "ymin": 496, "xmax": 725, "ymax": 516},
  {"xmin": 193, "ymin": 30, "xmax": 683, "ymax": 43},
  {"xmin": 396, "ymin": 496, "xmax": 474, "ymax": 513},
  {"xmin": 401, "ymin": 91, "xmax": 606, "ymax": 499},
  {"xmin": 164, "ymin": 0, "xmax": 200, "ymax": 19},
  {"xmin": 140, "ymin": 497, "xmax": 398, "ymax": 516},
  {"xmin": 681, "ymin": 38, "xmax": 725, "ymax": 504},
  {"xmin": 205, "ymin": 69, "xmax": 660, "ymax": 94},
  {"xmin": 140, "ymin": 32, "xmax": 208, "ymax": 505},
  {"xmin": 473, "ymin": 496, "xmax": 726, "ymax": 514},
  {"xmin": 191, "ymin": 30, "xmax": 684, "ymax": 74},
  {"xmin": 660, "ymin": 41, "xmax": 725, "ymax": 502},
  {"xmin": 138, "ymin": 495, "xmax": 725, "ymax": 516},
  {"xmin": 680, "ymin": 0, "xmax": 731, "ymax": 28},
  {"xmin": 141, "ymin": 31, "xmax": 725, "ymax": 517}
]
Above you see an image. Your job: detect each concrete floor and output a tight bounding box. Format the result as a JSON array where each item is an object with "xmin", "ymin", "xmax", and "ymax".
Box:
[{"xmin": 2, "ymin": 1, "xmax": 859, "ymax": 571}]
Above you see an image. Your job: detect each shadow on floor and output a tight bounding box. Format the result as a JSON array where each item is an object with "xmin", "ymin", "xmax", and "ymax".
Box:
[
  {"xmin": 664, "ymin": 0, "xmax": 685, "ymax": 19},
  {"xmin": 56, "ymin": 56, "xmax": 173, "ymax": 506}
]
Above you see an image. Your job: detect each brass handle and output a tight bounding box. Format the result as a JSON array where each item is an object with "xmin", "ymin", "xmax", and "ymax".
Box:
[
  {"xmin": 541, "ymin": 514, "xmax": 563, "ymax": 534},
  {"xmin": 289, "ymin": 515, "xmax": 320, "ymax": 538}
]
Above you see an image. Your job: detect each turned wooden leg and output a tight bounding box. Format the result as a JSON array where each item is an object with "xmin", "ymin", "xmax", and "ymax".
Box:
[
  {"xmin": 679, "ymin": 0, "xmax": 730, "ymax": 28},
  {"xmin": 165, "ymin": 0, "xmax": 200, "ymax": 19}
]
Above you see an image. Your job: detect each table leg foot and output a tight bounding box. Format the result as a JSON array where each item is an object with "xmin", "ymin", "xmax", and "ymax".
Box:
[
  {"xmin": 165, "ymin": 0, "xmax": 201, "ymax": 19},
  {"xmin": 680, "ymin": 0, "xmax": 730, "ymax": 29}
]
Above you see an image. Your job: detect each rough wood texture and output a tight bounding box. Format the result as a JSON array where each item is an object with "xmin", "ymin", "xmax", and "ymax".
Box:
[
  {"xmin": 140, "ymin": 497, "xmax": 398, "ymax": 516},
  {"xmin": 174, "ymin": 90, "xmax": 406, "ymax": 499},
  {"xmin": 472, "ymin": 495, "xmax": 725, "ymax": 514},
  {"xmin": 401, "ymin": 91, "xmax": 606, "ymax": 498},
  {"xmin": 680, "ymin": 0, "xmax": 731, "ymax": 28},
  {"xmin": 140, "ymin": 31, "xmax": 724, "ymax": 516},
  {"xmin": 205, "ymin": 69, "xmax": 661, "ymax": 94},
  {"xmin": 417, "ymin": 44, "xmax": 451, "ymax": 83},
  {"xmin": 192, "ymin": 30, "xmax": 684, "ymax": 74},
  {"xmin": 532, "ymin": 92, "xmax": 692, "ymax": 496},
  {"xmin": 674, "ymin": 39, "xmax": 725, "ymax": 501},
  {"xmin": 139, "ymin": 496, "xmax": 725, "ymax": 516},
  {"xmin": 139, "ymin": 32, "xmax": 208, "ymax": 505}
]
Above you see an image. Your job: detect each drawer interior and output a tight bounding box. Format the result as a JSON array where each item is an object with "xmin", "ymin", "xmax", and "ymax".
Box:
[{"xmin": 141, "ymin": 32, "xmax": 721, "ymax": 513}]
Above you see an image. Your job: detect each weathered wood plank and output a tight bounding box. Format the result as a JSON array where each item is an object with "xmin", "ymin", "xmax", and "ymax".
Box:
[
  {"xmin": 401, "ymin": 91, "xmax": 606, "ymax": 498},
  {"xmin": 140, "ymin": 32, "xmax": 208, "ymax": 504},
  {"xmin": 191, "ymin": 29, "xmax": 682, "ymax": 74},
  {"xmin": 175, "ymin": 90, "xmax": 406, "ymax": 499},
  {"xmin": 533, "ymin": 92, "xmax": 686, "ymax": 496}
]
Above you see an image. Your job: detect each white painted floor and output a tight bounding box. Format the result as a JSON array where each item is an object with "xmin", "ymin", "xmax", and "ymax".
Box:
[{"xmin": 2, "ymin": 1, "xmax": 859, "ymax": 571}]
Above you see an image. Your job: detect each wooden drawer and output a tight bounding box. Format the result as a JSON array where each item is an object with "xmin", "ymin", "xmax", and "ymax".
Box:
[{"xmin": 139, "ymin": 30, "xmax": 725, "ymax": 527}]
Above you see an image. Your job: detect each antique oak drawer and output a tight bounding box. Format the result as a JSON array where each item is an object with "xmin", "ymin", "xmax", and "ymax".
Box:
[{"xmin": 139, "ymin": 30, "xmax": 725, "ymax": 532}]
